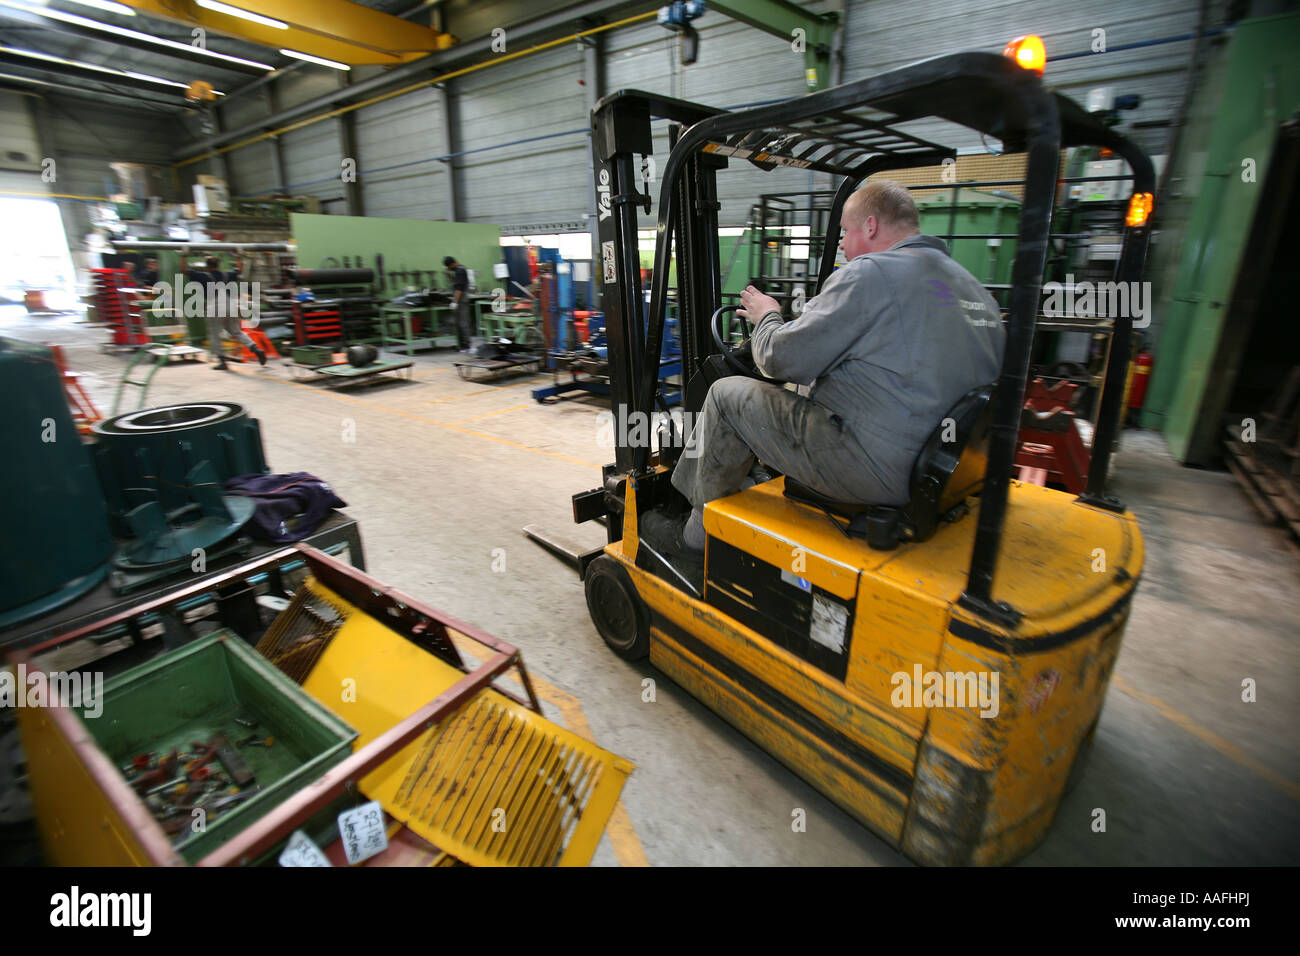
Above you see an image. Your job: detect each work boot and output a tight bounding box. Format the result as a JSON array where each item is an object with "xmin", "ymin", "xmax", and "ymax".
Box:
[
  {"xmin": 213, "ymin": 360, "xmax": 229, "ymax": 371},
  {"xmin": 252, "ymin": 345, "xmax": 267, "ymax": 366},
  {"xmin": 682, "ymin": 508, "xmax": 706, "ymax": 552}
]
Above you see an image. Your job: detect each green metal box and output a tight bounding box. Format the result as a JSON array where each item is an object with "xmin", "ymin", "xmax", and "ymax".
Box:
[
  {"xmin": 83, "ymin": 633, "xmax": 357, "ymax": 863},
  {"xmin": 292, "ymin": 345, "xmax": 336, "ymax": 366}
]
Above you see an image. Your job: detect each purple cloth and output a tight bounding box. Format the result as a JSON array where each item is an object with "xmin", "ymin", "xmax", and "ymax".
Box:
[{"xmin": 223, "ymin": 472, "xmax": 347, "ymax": 543}]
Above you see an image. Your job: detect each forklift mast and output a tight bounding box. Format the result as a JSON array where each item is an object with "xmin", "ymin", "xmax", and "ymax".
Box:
[
  {"xmin": 590, "ymin": 91, "xmax": 724, "ymax": 472},
  {"xmin": 587, "ymin": 51, "xmax": 1155, "ymax": 623}
]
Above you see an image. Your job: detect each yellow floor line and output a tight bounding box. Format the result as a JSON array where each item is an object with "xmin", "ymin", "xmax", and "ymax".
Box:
[
  {"xmin": 425, "ymin": 375, "xmax": 549, "ymax": 404},
  {"xmin": 1112, "ymin": 674, "xmax": 1300, "ymax": 801},
  {"xmin": 451, "ymin": 636, "xmax": 649, "ymax": 867},
  {"xmin": 237, "ymin": 369, "xmax": 603, "ymax": 469},
  {"xmin": 447, "ymin": 403, "xmax": 532, "ymax": 425}
]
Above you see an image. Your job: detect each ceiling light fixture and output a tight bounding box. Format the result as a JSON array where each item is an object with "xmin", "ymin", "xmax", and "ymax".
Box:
[
  {"xmin": 57, "ymin": 0, "xmax": 135, "ymax": 16},
  {"xmin": 279, "ymin": 49, "xmax": 350, "ymax": 71},
  {"xmin": 195, "ymin": 0, "xmax": 289, "ymax": 31}
]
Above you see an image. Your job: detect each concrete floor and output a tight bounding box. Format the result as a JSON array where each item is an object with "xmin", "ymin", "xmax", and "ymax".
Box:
[{"xmin": 5, "ymin": 307, "xmax": 1299, "ymax": 866}]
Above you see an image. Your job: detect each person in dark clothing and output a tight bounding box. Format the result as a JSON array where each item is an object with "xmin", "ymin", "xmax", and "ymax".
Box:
[
  {"xmin": 188, "ymin": 254, "xmax": 264, "ymax": 370},
  {"xmin": 444, "ymin": 255, "xmax": 473, "ymax": 352},
  {"xmin": 134, "ymin": 257, "xmax": 159, "ymax": 288}
]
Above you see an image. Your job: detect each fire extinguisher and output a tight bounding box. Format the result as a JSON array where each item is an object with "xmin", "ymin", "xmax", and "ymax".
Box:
[{"xmin": 1127, "ymin": 348, "xmax": 1154, "ymax": 412}]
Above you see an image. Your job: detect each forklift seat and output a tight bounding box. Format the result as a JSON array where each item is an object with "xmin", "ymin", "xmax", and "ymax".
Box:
[{"xmin": 783, "ymin": 383, "xmax": 997, "ymax": 549}]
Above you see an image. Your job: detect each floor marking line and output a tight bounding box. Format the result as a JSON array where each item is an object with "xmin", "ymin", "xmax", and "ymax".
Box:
[
  {"xmin": 243, "ymin": 371, "xmax": 604, "ymax": 470},
  {"xmin": 446, "ymin": 403, "xmax": 531, "ymax": 425},
  {"xmin": 1111, "ymin": 674, "xmax": 1300, "ymax": 801},
  {"xmin": 425, "ymin": 375, "xmax": 549, "ymax": 404}
]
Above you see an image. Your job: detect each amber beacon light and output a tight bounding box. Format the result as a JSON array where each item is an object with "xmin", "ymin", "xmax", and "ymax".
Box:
[
  {"xmin": 1003, "ymin": 35, "xmax": 1047, "ymax": 74},
  {"xmin": 1126, "ymin": 191, "xmax": 1155, "ymax": 227}
]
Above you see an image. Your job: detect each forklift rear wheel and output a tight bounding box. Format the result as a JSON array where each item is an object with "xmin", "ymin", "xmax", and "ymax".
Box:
[{"xmin": 584, "ymin": 556, "xmax": 650, "ymax": 660}]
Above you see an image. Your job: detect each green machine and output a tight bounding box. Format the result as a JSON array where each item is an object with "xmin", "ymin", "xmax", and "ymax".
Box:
[
  {"xmin": 1141, "ymin": 11, "xmax": 1300, "ymax": 463},
  {"xmin": 0, "ymin": 339, "xmax": 114, "ymax": 629}
]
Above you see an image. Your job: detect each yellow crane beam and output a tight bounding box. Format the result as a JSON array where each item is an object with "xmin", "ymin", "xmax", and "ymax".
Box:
[{"xmin": 119, "ymin": 0, "xmax": 456, "ymax": 66}]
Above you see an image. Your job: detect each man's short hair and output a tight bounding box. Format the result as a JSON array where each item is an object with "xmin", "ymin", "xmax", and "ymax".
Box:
[
  {"xmin": 843, "ymin": 180, "xmax": 920, "ymax": 233},
  {"xmin": 443, "ymin": 256, "xmax": 457, "ymax": 267},
  {"xmin": 204, "ymin": 255, "xmax": 220, "ymax": 269}
]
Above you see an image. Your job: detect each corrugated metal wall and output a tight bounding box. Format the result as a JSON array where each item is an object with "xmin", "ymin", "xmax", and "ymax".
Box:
[
  {"xmin": 604, "ymin": 15, "xmax": 818, "ymax": 228},
  {"xmin": 6, "ymin": 0, "xmax": 1207, "ymax": 238},
  {"xmin": 355, "ymin": 88, "xmax": 448, "ymax": 220},
  {"xmin": 0, "ymin": 91, "xmax": 42, "ymax": 195},
  {"xmin": 222, "ymin": 92, "xmax": 281, "ymax": 195},
  {"xmin": 456, "ymin": 43, "xmax": 591, "ymax": 225},
  {"xmin": 841, "ymin": 0, "xmax": 1205, "ymax": 157},
  {"xmin": 5, "ymin": 95, "xmax": 179, "ymax": 252}
]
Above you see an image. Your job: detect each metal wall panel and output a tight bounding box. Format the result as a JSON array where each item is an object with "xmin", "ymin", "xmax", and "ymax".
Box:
[
  {"xmin": 158, "ymin": 0, "xmax": 1204, "ymax": 228},
  {"xmin": 226, "ymin": 138, "xmax": 281, "ymax": 195},
  {"xmin": 281, "ymin": 119, "xmax": 344, "ymax": 206},
  {"xmin": 842, "ymin": 0, "xmax": 1205, "ymax": 156},
  {"xmin": 275, "ymin": 69, "xmax": 345, "ymax": 111},
  {"xmin": 455, "ymin": 43, "xmax": 590, "ymax": 225},
  {"xmin": 355, "ymin": 88, "xmax": 448, "ymax": 221},
  {"xmin": 605, "ymin": 16, "xmax": 815, "ymax": 227}
]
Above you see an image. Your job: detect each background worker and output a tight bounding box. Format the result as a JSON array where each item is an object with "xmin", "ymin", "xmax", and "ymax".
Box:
[
  {"xmin": 670, "ymin": 180, "xmax": 1006, "ymax": 551},
  {"xmin": 444, "ymin": 255, "xmax": 473, "ymax": 352},
  {"xmin": 133, "ymin": 256, "xmax": 159, "ymax": 288},
  {"xmin": 188, "ymin": 254, "xmax": 264, "ymax": 371}
]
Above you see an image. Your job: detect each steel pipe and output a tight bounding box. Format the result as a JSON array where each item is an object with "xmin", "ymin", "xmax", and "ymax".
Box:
[{"xmin": 110, "ymin": 241, "xmax": 295, "ymax": 252}]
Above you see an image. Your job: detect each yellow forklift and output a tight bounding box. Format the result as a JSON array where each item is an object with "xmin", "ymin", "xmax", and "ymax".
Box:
[{"xmin": 548, "ymin": 39, "xmax": 1155, "ymax": 865}]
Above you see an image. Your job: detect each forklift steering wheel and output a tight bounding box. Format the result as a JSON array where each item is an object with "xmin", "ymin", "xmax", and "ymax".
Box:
[{"xmin": 710, "ymin": 304, "xmax": 781, "ymax": 382}]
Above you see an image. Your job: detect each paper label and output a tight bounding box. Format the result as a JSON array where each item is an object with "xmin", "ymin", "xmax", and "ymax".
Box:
[
  {"xmin": 602, "ymin": 240, "xmax": 616, "ymax": 284},
  {"xmin": 279, "ymin": 830, "xmax": 332, "ymax": 867},
  {"xmin": 810, "ymin": 592, "xmax": 848, "ymax": 654},
  {"xmin": 338, "ymin": 800, "xmax": 388, "ymax": 865}
]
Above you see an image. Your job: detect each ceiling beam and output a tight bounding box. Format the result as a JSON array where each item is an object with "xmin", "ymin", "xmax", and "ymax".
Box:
[
  {"xmin": 117, "ymin": 0, "xmax": 456, "ymax": 66},
  {"xmin": 0, "ymin": 49, "xmax": 193, "ymax": 97},
  {"xmin": 0, "ymin": 70, "xmax": 184, "ymax": 111}
]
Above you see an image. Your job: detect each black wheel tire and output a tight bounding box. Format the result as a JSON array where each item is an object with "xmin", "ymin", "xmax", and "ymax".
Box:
[{"xmin": 584, "ymin": 555, "xmax": 650, "ymax": 660}]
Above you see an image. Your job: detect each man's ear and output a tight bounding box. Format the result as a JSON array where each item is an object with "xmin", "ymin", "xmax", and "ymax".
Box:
[{"xmin": 865, "ymin": 215, "xmax": 878, "ymax": 240}]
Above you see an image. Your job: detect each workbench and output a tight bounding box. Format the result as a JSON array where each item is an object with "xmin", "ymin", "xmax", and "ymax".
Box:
[
  {"xmin": 476, "ymin": 305, "xmax": 540, "ymax": 343},
  {"xmin": 378, "ymin": 304, "xmax": 435, "ymax": 353}
]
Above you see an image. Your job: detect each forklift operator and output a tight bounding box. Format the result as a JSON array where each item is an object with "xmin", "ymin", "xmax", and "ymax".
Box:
[{"xmin": 671, "ymin": 180, "xmax": 1006, "ymax": 551}]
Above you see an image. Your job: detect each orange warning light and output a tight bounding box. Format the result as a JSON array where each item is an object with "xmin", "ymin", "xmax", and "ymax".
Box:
[{"xmin": 1003, "ymin": 35, "xmax": 1046, "ymax": 75}]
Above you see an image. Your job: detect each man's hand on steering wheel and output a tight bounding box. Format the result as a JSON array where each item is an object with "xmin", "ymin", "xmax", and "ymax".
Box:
[
  {"xmin": 711, "ymin": 298, "xmax": 784, "ymax": 383},
  {"xmin": 738, "ymin": 285, "xmax": 781, "ymax": 324}
]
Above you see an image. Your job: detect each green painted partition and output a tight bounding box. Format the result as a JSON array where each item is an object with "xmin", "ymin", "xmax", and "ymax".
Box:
[
  {"xmin": 289, "ymin": 213, "xmax": 502, "ymax": 295},
  {"xmin": 1140, "ymin": 13, "xmax": 1300, "ymax": 462}
]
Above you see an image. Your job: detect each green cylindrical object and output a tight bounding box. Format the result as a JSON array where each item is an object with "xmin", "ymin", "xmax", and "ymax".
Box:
[
  {"xmin": 93, "ymin": 402, "xmax": 268, "ymax": 538},
  {"xmin": 0, "ymin": 338, "xmax": 113, "ymax": 630}
]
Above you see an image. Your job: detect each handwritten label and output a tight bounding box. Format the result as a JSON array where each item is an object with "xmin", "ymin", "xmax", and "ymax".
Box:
[
  {"xmin": 602, "ymin": 240, "xmax": 616, "ymax": 285},
  {"xmin": 279, "ymin": 830, "xmax": 332, "ymax": 867},
  {"xmin": 338, "ymin": 800, "xmax": 388, "ymax": 865}
]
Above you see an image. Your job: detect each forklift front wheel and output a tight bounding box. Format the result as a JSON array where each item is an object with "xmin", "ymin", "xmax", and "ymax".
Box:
[{"xmin": 584, "ymin": 555, "xmax": 650, "ymax": 660}]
